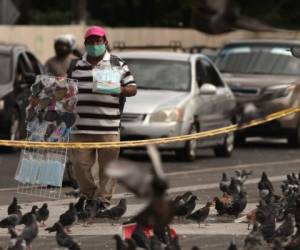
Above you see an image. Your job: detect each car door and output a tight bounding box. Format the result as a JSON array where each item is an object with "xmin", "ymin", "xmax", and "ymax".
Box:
[
  {"xmin": 195, "ymin": 58, "xmax": 219, "ymax": 132},
  {"xmin": 201, "ymin": 58, "xmax": 234, "ymax": 130}
]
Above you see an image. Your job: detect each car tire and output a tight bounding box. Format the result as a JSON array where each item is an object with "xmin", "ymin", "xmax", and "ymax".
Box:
[
  {"xmin": 175, "ymin": 125, "xmax": 198, "ymax": 162},
  {"xmin": 214, "ymin": 131, "xmax": 234, "ymax": 157},
  {"xmin": 287, "ymin": 123, "xmax": 300, "ymax": 148}
]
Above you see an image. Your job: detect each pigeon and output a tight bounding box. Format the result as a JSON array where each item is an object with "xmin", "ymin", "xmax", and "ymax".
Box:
[
  {"xmin": 225, "ymin": 191, "xmax": 247, "ymax": 217},
  {"xmin": 19, "ymin": 205, "xmax": 38, "ymax": 225},
  {"xmin": 46, "ymin": 203, "xmax": 77, "ymax": 233},
  {"xmin": 219, "ymin": 172, "xmax": 231, "ymax": 193},
  {"xmin": 260, "ymin": 212, "xmax": 276, "ymax": 243},
  {"xmin": 74, "ymin": 196, "xmax": 90, "ymax": 221},
  {"xmin": 96, "ymin": 199, "xmax": 127, "ymax": 220},
  {"xmin": 0, "ymin": 214, "xmax": 22, "ymax": 229},
  {"xmin": 113, "ymin": 234, "xmax": 128, "ymax": 250},
  {"xmin": 243, "ymin": 223, "xmax": 263, "ymax": 250},
  {"xmin": 227, "ymin": 239, "xmax": 238, "ymax": 250},
  {"xmin": 234, "ymin": 208, "xmax": 256, "ymax": 230},
  {"xmin": 50, "ymin": 222, "xmax": 81, "ymax": 250},
  {"xmin": 7, "ymin": 228, "xmax": 26, "ymax": 250},
  {"xmin": 19, "ymin": 213, "xmax": 39, "ymax": 249},
  {"xmin": 7, "ymin": 197, "xmax": 22, "ymax": 215},
  {"xmin": 227, "ymin": 177, "xmax": 241, "ymax": 197},
  {"xmin": 36, "ymin": 203, "xmax": 49, "ymax": 227},
  {"xmin": 108, "ymin": 145, "xmax": 172, "ymax": 230},
  {"xmin": 186, "ymin": 202, "xmax": 213, "ymax": 227},
  {"xmin": 258, "ymin": 172, "xmax": 274, "ymax": 193},
  {"xmin": 175, "ymin": 195, "xmax": 198, "ymax": 219},
  {"xmin": 113, "ymin": 234, "xmax": 137, "ymax": 250},
  {"xmin": 214, "ymin": 196, "xmax": 227, "ymax": 216},
  {"xmin": 131, "ymin": 225, "xmax": 151, "ymax": 250},
  {"xmin": 234, "ymin": 169, "xmax": 252, "ymax": 185},
  {"xmin": 173, "ymin": 191, "xmax": 193, "ymax": 208},
  {"xmin": 274, "ymin": 213, "xmax": 294, "ymax": 241}
]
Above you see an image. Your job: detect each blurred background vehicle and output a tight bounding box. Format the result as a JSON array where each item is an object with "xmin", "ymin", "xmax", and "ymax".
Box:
[
  {"xmin": 214, "ymin": 40, "xmax": 300, "ymax": 147},
  {"xmin": 0, "ymin": 43, "xmax": 44, "ymax": 141},
  {"xmin": 118, "ymin": 51, "xmax": 236, "ymax": 161}
]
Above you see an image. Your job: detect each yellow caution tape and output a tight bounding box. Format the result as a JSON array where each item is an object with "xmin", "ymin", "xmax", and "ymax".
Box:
[{"xmin": 0, "ymin": 106, "xmax": 299, "ymax": 149}]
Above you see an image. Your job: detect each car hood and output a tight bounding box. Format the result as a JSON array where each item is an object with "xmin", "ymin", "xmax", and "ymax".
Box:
[
  {"xmin": 222, "ymin": 73, "xmax": 300, "ymax": 88},
  {"xmin": 123, "ymin": 89, "xmax": 190, "ymax": 114}
]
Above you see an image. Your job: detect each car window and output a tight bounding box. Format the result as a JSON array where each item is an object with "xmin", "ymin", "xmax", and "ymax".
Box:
[
  {"xmin": 124, "ymin": 58, "xmax": 190, "ymax": 91},
  {"xmin": 0, "ymin": 53, "xmax": 12, "ymax": 84},
  {"xmin": 200, "ymin": 58, "xmax": 224, "ymax": 87},
  {"xmin": 215, "ymin": 45, "xmax": 300, "ymax": 75}
]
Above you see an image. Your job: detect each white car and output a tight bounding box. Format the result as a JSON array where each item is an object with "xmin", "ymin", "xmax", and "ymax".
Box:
[{"xmin": 119, "ymin": 51, "xmax": 236, "ymax": 161}]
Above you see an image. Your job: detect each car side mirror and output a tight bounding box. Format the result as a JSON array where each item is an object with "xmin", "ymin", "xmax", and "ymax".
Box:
[
  {"xmin": 291, "ymin": 47, "xmax": 300, "ymax": 58},
  {"xmin": 199, "ymin": 83, "xmax": 217, "ymax": 95}
]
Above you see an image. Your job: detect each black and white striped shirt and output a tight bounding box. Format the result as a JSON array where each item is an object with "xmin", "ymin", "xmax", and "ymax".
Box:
[{"xmin": 70, "ymin": 51, "xmax": 136, "ymax": 134}]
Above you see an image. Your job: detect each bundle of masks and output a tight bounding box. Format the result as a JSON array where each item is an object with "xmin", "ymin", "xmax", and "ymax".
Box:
[{"xmin": 15, "ymin": 75, "xmax": 78, "ymax": 186}]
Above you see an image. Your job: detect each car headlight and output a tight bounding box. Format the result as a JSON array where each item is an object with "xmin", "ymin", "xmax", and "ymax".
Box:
[
  {"xmin": 263, "ymin": 85, "xmax": 295, "ymax": 99},
  {"xmin": 0, "ymin": 100, "xmax": 4, "ymax": 110},
  {"xmin": 149, "ymin": 108, "xmax": 182, "ymax": 123}
]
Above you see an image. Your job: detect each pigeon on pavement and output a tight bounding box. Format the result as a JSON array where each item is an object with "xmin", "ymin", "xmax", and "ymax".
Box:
[
  {"xmin": 51, "ymin": 222, "xmax": 81, "ymax": 250},
  {"xmin": 175, "ymin": 195, "xmax": 198, "ymax": 219},
  {"xmin": 186, "ymin": 202, "xmax": 213, "ymax": 227},
  {"xmin": 36, "ymin": 203, "xmax": 49, "ymax": 227},
  {"xmin": 7, "ymin": 228, "xmax": 26, "ymax": 250},
  {"xmin": 96, "ymin": 199, "xmax": 127, "ymax": 220},
  {"xmin": 19, "ymin": 213, "xmax": 39, "ymax": 249},
  {"xmin": 219, "ymin": 172, "xmax": 231, "ymax": 193},
  {"xmin": 7, "ymin": 197, "xmax": 22, "ymax": 216}
]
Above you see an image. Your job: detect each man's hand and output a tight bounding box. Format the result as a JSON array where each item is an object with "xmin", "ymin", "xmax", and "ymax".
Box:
[{"xmin": 111, "ymin": 85, "xmax": 137, "ymax": 97}]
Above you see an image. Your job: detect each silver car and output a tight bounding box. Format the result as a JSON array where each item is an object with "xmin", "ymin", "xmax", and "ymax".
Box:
[{"xmin": 118, "ymin": 51, "xmax": 236, "ymax": 161}]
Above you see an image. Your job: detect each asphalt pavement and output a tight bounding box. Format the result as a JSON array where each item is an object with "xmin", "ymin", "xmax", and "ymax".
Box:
[{"xmin": 0, "ymin": 138, "xmax": 299, "ymax": 249}]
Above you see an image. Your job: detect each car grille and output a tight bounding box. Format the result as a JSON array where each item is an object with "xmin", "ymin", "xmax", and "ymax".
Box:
[
  {"xmin": 230, "ymin": 87, "xmax": 260, "ymax": 96},
  {"xmin": 121, "ymin": 113, "xmax": 146, "ymax": 123}
]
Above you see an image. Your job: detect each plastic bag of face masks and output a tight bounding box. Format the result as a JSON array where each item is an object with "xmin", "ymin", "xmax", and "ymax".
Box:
[{"xmin": 92, "ymin": 64, "xmax": 123, "ymax": 95}]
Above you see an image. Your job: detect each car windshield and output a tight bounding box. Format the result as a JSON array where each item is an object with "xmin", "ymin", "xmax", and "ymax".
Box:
[
  {"xmin": 124, "ymin": 58, "xmax": 190, "ymax": 91},
  {"xmin": 215, "ymin": 45, "xmax": 300, "ymax": 75},
  {"xmin": 0, "ymin": 53, "xmax": 12, "ymax": 84}
]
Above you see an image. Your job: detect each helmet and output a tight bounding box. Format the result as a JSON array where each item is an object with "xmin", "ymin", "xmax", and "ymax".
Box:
[{"xmin": 54, "ymin": 34, "xmax": 76, "ymax": 50}]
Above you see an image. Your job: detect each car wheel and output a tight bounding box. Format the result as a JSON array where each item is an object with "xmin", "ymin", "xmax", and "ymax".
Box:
[
  {"xmin": 287, "ymin": 122, "xmax": 300, "ymax": 148},
  {"xmin": 175, "ymin": 125, "xmax": 198, "ymax": 162},
  {"xmin": 214, "ymin": 131, "xmax": 234, "ymax": 157}
]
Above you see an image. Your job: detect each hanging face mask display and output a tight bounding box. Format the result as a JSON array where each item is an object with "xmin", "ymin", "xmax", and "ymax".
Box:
[
  {"xmin": 92, "ymin": 61, "xmax": 123, "ymax": 95},
  {"xmin": 15, "ymin": 75, "xmax": 78, "ymax": 187}
]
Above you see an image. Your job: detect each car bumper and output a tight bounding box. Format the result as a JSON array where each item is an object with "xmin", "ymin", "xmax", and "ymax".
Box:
[{"xmin": 120, "ymin": 121, "xmax": 188, "ymax": 149}]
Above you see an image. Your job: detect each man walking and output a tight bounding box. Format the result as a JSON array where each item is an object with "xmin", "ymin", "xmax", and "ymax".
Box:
[{"xmin": 69, "ymin": 26, "xmax": 137, "ymax": 207}]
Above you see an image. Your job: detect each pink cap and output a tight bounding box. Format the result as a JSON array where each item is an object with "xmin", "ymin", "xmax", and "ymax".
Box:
[{"xmin": 84, "ymin": 26, "xmax": 106, "ymax": 39}]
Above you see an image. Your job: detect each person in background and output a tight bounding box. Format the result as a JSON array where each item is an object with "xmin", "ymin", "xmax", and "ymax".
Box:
[
  {"xmin": 69, "ymin": 26, "xmax": 137, "ymax": 207},
  {"xmin": 45, "ymin": 34, "xmax": 78, "ymax": 76}
]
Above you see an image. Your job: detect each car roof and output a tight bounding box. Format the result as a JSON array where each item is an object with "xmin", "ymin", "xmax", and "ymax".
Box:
[
  {"xmin": 0, "ymin": 43, "xmax": 26, "ymax": 54},
  {"xmin": 115, "ymin": 51, "xmax": 206, "ymax": 62},
  {"xmin": 222, "ymin": 39, "xmax": 300, "ymax": 48}
]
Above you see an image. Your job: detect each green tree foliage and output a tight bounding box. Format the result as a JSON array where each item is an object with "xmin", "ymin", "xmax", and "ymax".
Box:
[{"xmin": 15, "ymin": 0, "xmax": 300, "ymax": 30}]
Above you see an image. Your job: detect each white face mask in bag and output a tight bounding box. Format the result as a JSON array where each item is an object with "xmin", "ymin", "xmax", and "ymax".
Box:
[{"xmin": 92, "ymin": 63, "xmax": 123, "ymax": 95}]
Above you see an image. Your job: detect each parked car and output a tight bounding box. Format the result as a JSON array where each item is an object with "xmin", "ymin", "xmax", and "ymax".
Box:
[
  {"xmin": 117, "ymin": 51, "xmax": 236, "ymax": 161},
  {"xmin": 214, "ymin": 40, "xmax": 300, "ymax": 146},
  {"xmin": 0, "ymin": 43, "xmax": 44, "ymax": 140}
]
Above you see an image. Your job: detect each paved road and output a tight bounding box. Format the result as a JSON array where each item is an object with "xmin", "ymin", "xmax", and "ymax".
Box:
[{"xmin": 0, "ymin": 138, "xmax": 299, "ymax": 249}]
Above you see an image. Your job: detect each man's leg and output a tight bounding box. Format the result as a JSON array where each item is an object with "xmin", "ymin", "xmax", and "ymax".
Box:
[
  {"xmin": 94, "ymin": 134, "xmax": 120, "ymax": 204},
  {"xmin": 70, "ymin": 134, "xmax": 97, "ymax": 198}
]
